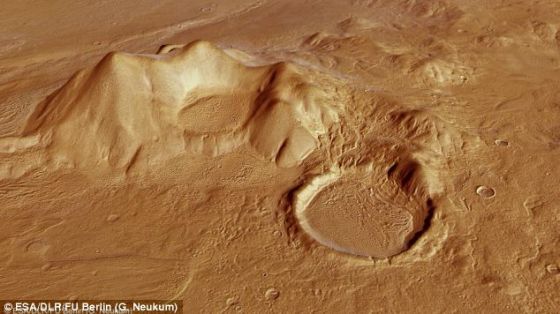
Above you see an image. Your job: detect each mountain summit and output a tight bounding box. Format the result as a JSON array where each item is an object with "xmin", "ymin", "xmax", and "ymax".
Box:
[{"xmin": 23, "ymin": 41, "xmax": 339, "ymax": 170}]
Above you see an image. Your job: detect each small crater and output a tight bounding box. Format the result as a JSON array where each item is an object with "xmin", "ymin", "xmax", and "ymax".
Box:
[
  {"xmin": 265, "ymin": 288, "xmax": 280, "ymax": 301},
  {"xmin": 25, "ymin": 240, "xmax": 49, "ymax": 254},
  {"xmin": 156, "ymin": 44, "xmax": 185, "ymax": 54},
  {"xmin": 200, "ymin": 4, "xmax": 216, "ymax": 13},
  {"xmin": 226, "ymin": 297, "xmax": 239, "ymax": 307},
  {"xmin": 476, "ymin": 186, "xmax": 495, "ymax": 199},
  {"xmin": 106, "ymin": 214, "xmax": 120, "ymax": 222},
  {"xmin": 495, "ymin": 139, "xmax": 509, "ymax": 147},
  {"xmin": 532, "ymin": 21, "xmax": 556, "ymax": 41},
  {"xmin": 546, "ymin": 264, "xmax": 559, "ymax": 275}
]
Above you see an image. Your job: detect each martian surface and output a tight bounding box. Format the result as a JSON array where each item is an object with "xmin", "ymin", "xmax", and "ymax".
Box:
[{"xmin": 1, "ymin": 0, "xmax": 559, "ymax": 312}]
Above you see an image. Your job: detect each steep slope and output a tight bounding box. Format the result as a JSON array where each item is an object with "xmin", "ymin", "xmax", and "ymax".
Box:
[
  {"xmin": 15, "ymin": 40, "xmax": 440, "ymax": 260},
  {"xmin": 23, "ymin": 41, "xmax": 339, "ymax": 170}
]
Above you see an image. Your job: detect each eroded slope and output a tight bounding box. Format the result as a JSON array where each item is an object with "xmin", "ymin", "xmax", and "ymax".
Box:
[{"xmin": 2, "ymin": 41, "xmax": 443, "ymax": 265}]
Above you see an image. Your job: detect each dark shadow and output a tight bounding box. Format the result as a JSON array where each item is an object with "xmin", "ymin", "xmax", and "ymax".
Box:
[{"xmin": 406, "ymin": 198, "xmax": 435, "ymax": 249}]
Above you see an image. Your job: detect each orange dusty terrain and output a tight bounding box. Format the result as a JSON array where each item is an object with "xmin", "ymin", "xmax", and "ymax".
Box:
[{"xmin": 1, "ymin": 1, "xmax": 559, "ymax": 313}]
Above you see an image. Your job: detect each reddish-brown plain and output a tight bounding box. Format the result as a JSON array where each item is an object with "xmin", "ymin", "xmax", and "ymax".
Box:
[{"xmin": 1, "ymin": 1, "xmax": 559, "ymax": 312}]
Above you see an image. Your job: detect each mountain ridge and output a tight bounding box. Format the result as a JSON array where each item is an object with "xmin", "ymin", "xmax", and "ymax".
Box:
[{"xmin": 21, "ymin": 40, "xmax": 340, "ymax": 170}]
